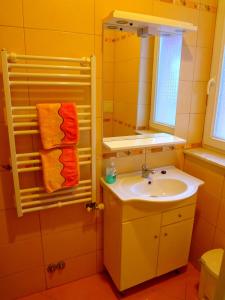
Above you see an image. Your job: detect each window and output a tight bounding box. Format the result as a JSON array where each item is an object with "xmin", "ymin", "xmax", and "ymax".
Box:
[
  {"xmin": 213, "ymin": 48, "xmax": 225, "ymax": 141},
  {"xmin": 150, "ymin": 35, "xmax": 182, "ymax": 132},
  {"xmin": 203, "ymin": 1, "xmax": 225, "ymax": 150}
]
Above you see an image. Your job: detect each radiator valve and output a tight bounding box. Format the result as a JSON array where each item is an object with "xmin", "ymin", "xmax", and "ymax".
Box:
[{"xmin": 86, "ymin": 202, "xmax": 104, "ymax": 212}]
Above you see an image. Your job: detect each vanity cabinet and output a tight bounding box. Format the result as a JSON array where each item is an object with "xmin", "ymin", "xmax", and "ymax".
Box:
[
  {"xmin": 157, "ymin": 218, "xmax": 194, "ymax": 276},
  {"xmin": 121, "ymin": 214, "xmax": 161, "ymax": 289},
  {"xmin": 103, "ymin": 189, "xmax": 196, "ymax": 291}
]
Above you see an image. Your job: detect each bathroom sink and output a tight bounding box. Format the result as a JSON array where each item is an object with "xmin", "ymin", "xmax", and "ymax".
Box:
[
  {"xmin": 129, "ymin": 178, "xmax": 187, "ymax": 197},
  {"xmin": 101, "ymin": 166, "xmax": 203, "ymax": 203}
]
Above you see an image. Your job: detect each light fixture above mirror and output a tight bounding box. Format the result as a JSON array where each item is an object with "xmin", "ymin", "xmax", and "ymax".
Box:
[{"xmin": 103, "ymin": 10, "xmax": 197, "ymax": 37}]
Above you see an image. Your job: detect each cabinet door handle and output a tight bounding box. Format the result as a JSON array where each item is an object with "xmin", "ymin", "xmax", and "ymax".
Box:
[
  {"xmin": 164, "ymin": 233, "xmax": 168, "ymax": 237},
  {"xmin": 154, "ymin": 235, "xmax": 158, "ymax": 239}
]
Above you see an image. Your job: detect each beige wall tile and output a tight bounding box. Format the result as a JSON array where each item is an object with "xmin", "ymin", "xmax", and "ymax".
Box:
[
  {"xmin": 148, "ymin": 150, "xmax": 177, "ymax": 168},
  {"xmin": 103, "ymin": 62, "xmax": 114, "ymax": 82},
  {"xmin": 153, "ymin": 1, "xmax": 198, "ymax": 47},
  {"xmin": 190, "ymin": 216, "xmax": 215, "ymax": 263},
  {"xmin": 184, "ymin": 157, "xmax": 224, "ymax": 196},
  {"xmin": 137, "ymin": 104, "xmax": 150, "ymax": 127},
  {"xmin": 42, "ymin": 224, "xmax": 96, "ymax": 263},
  {"xmin": 96, "ymin": 158, "xmax": 103, "ymax": 203},
  {"xmin": 187, "ymin": 113, "xmax": 205, "ymax": 144},
  {"xmin": 213, "ymin": 228, "xmax": 225, "ymax": 249},
  {"xmin": 197, "ymin": 10, "xmax": 216, "ymax": 48},
  {"xmin": 97, "ymin": 222, "xmax": 103, "ymax": 250},
  {"xmin": 45, "ymin": 252, "xmax": 96, "ymax": 289},
  {"xmin": 96, "ymin": 117, "xmax": 103, "ymax": 158},
  {"xmin": 0, "ymin": 26, "xmax": 26, "ymax": 122},
  {"xmin": 96, "ymin": 78, "xmax": 103, "ymax": 118},
  {"xmin": 103, "ymin": 82, "xmax": 114, "ymax": 101},
  {"xmin": 190, "ymin": 82, "xmax": 207, "ymax": 114},
  {"xmin": 194, "ymin": 47, "xmax": 212, "ymax": 81},
  {"xmin": 217, "ymin": 195, "xmax": 225, "ymax": 233},
  {"xmin": 40, "ymin": 204, "xmax": 96, "ymax": 235},
  {"xmin": 0, "ymin": 266, "xmax": 46, "ymax": 299},
  {"xmin": 0, "ymin": 0, "xmax": 23, "ymax": 27},
  {"xmin": 197, "ymin": 188, "xmax": 221, "ymax": 226},
  {"xmin": 176, "ymin": 81, "xmax": 192, "ymax": 114},
  {"xmin": 175, "ymin": 148, "xmax": 185, "ymax": 170},
  {"xmin": 23, "ymin": 0, "xmax": 94, "ymax": 34},
  {"xmin": 25, "ymin": 29, "xmax": 94, "ymax": 58},
  {"xmin": 0, "ymin": 124, "xmax": 10, "ymax": 165},
  {"xmin": 114, "ymin": 33, "xmax": 141, "ymax": 62},
  {"xmin": 114, "ymin": 82, "xmax": 139, "ymax": 105},
  {"xmin": 0, "ymin": 209, "xmax": 41, "ymax": 244},
  {"xmin": 180, "ymin": 46, "xmax": 196, "ymax": 81},
  {"xmin": 103, "ymin": 32, "xmax": 115, "ymax": 62},
  {"xmin": 114, "ymin": 58, "xmax": 141, "ymax": 83},
  {"xmin": 96, "ymin": 249, "xmax": 104, "ymax": 272},
  {"xmin": 95, "ymin": 34, "xmax": 103, "ymax": 79},
  {"xmin": 175, "ymin": 113, "xmax": 190, "ymax": 140},
  {"xmin": 200, "ymin": 0, "xmax": 218, "ymax": 7},
  {"xmin": 0, "ymin": 237, "xmax": 44, "ymax": 277},
  {"xmin": 0, "ymin": 26, "xmax": 25, "ymax": 67},
  {"xmin": 0, "ymin": 171, "xmax": 14, "ymax": 210},
  {"xmin": 138, "ymin": 82, "xmax": 151, "ymax": 105}
]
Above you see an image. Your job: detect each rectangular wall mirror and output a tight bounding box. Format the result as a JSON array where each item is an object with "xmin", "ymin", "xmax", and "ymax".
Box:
[{"xmin": 102, "ymin": 27, "xmax": 182, "ymax": 138}]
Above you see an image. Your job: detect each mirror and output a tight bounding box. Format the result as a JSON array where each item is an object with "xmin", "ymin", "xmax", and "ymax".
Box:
[{"xmin": 102, "ymin": 29, "xmax": 154, "ymax": 137}]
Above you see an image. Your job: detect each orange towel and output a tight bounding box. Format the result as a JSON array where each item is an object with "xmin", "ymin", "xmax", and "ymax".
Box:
[
  {"xmin": 36, "ymin": 103, "xmax": 79, "ymax": 150},
  {"xmin": 40, "ymin": 147, "xmax": 80, "ymax": 193}
]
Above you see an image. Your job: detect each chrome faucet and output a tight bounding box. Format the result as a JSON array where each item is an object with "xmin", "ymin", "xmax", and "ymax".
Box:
[{"xmin": 141, "ymin": 164, "xmax": 156, "ymax": 178}]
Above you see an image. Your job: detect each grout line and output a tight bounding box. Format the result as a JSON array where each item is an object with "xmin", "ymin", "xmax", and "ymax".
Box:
[
  {"xmin": 42, "ymin": 219, "xmax": 97, "ymax": 237},
  {"xmin": 38, "ymin": 212, "xmax": 48, "ymax": 290},
  {"xmin": 17, "ymin": 25, "xmax": 95, "ymax": 37},
  {"xmin": 0, "ymin": 262, "xmax": 45, "ymax": 280}
]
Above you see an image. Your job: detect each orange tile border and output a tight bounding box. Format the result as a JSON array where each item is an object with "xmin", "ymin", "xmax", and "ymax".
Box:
[{"xmin": 157, "ymin": 0, "xmax": 217, "ymax": 12}]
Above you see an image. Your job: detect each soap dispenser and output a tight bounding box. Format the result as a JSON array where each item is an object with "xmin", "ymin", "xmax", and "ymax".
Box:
[{"xmin": 105, "ymin": 157, "xmax": 117, "ymax": 184}]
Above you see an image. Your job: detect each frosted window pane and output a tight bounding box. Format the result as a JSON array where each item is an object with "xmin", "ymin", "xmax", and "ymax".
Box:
[
  {"xmin": 213, "ymin": 48, "xmax": 225, "ymax": 140},
  {"xmin": 154, "ymin": 35, "xmax": 182, "ymax": 127}
]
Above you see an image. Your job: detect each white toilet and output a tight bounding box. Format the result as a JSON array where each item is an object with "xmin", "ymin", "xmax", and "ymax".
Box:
[{"xmin": 199, "ymin": 248, "xmax": 224, "ymax": 300}]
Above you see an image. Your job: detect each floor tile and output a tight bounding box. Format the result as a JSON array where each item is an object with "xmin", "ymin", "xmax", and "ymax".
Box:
[
  {"xmin": 19, "ymin": 293, "xmax": 49, "ymax": 300},
  {"xmin": 19, "ymin": 263, "xmax": 200, "ymax": 300}
]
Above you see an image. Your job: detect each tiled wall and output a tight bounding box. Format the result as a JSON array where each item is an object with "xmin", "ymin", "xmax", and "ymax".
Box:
[
  {"xmin": 103, "ymin": 32, "xmax": 153, "ymax": 136},
  {"xmin": 102, "ymin": 30, "xmax": 115, "ymax": 137},
  {"xmin": 0, "ymin": 0, "xmax": 217, "ymax": 299},
  {"xmin": 113, "ymin": 32, "xmax": 142, "ymax": 136},
  {"xmin": 184, "ymin": 155, "xmax": 225, "ymax": 267}
]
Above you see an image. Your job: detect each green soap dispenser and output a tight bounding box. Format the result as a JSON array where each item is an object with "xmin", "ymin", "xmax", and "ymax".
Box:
[{"xmin": 105, "ymin": 157, "xmax": 117, "ymax": 184}]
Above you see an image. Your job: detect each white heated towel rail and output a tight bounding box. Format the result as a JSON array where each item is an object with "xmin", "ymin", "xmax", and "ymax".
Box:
[{"xmin": 1, "ymin": 49, "xmax": 96, "ymax": 217}]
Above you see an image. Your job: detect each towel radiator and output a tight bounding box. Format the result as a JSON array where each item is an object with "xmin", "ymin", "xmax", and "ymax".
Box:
[{"xmin": 1, "ymin": 49, "xmax": 96, "ymax": 217}]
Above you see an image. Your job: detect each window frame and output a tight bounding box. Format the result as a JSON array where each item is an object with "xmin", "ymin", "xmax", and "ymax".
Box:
[
  {"xmin": 150, "ymin": 35, "xmax": 181, "ymax": 134},
  {"xmin": 203, "ymin": 0, "xmax": 225, "ymax": 151}
]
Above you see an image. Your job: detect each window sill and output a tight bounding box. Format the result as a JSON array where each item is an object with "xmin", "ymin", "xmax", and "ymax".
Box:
[{"xmin": 184, "ymin": 147, "xmax": 225, "ymax": 170}]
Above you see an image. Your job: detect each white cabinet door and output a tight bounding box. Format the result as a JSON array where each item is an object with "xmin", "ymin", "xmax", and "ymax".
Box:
[
  {"xmin": 157, "ymin": 218, "xmax": 194, "ymax": 276},
  {"xmin": 120, "ymin": 214, "xmax": 161, "ymax": 290}
]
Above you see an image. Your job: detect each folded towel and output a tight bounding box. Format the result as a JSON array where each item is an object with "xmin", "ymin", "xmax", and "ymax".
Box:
[
  {"xmin": 40, "ymin": 147, "xmax": 80, "ymax": 193},
  {"xmin": 36, "ymin": 103, "xmax": 79, "ymax": 149}
]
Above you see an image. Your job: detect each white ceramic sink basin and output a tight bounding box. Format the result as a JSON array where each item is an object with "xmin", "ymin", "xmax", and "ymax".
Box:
[
  {"xmin": 101, "ymin": 166, "xmax": 203, "ymax": 202},
  {"xmin": 129, "ymin": 178, "xmax": 187, "ymax": 197}
]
